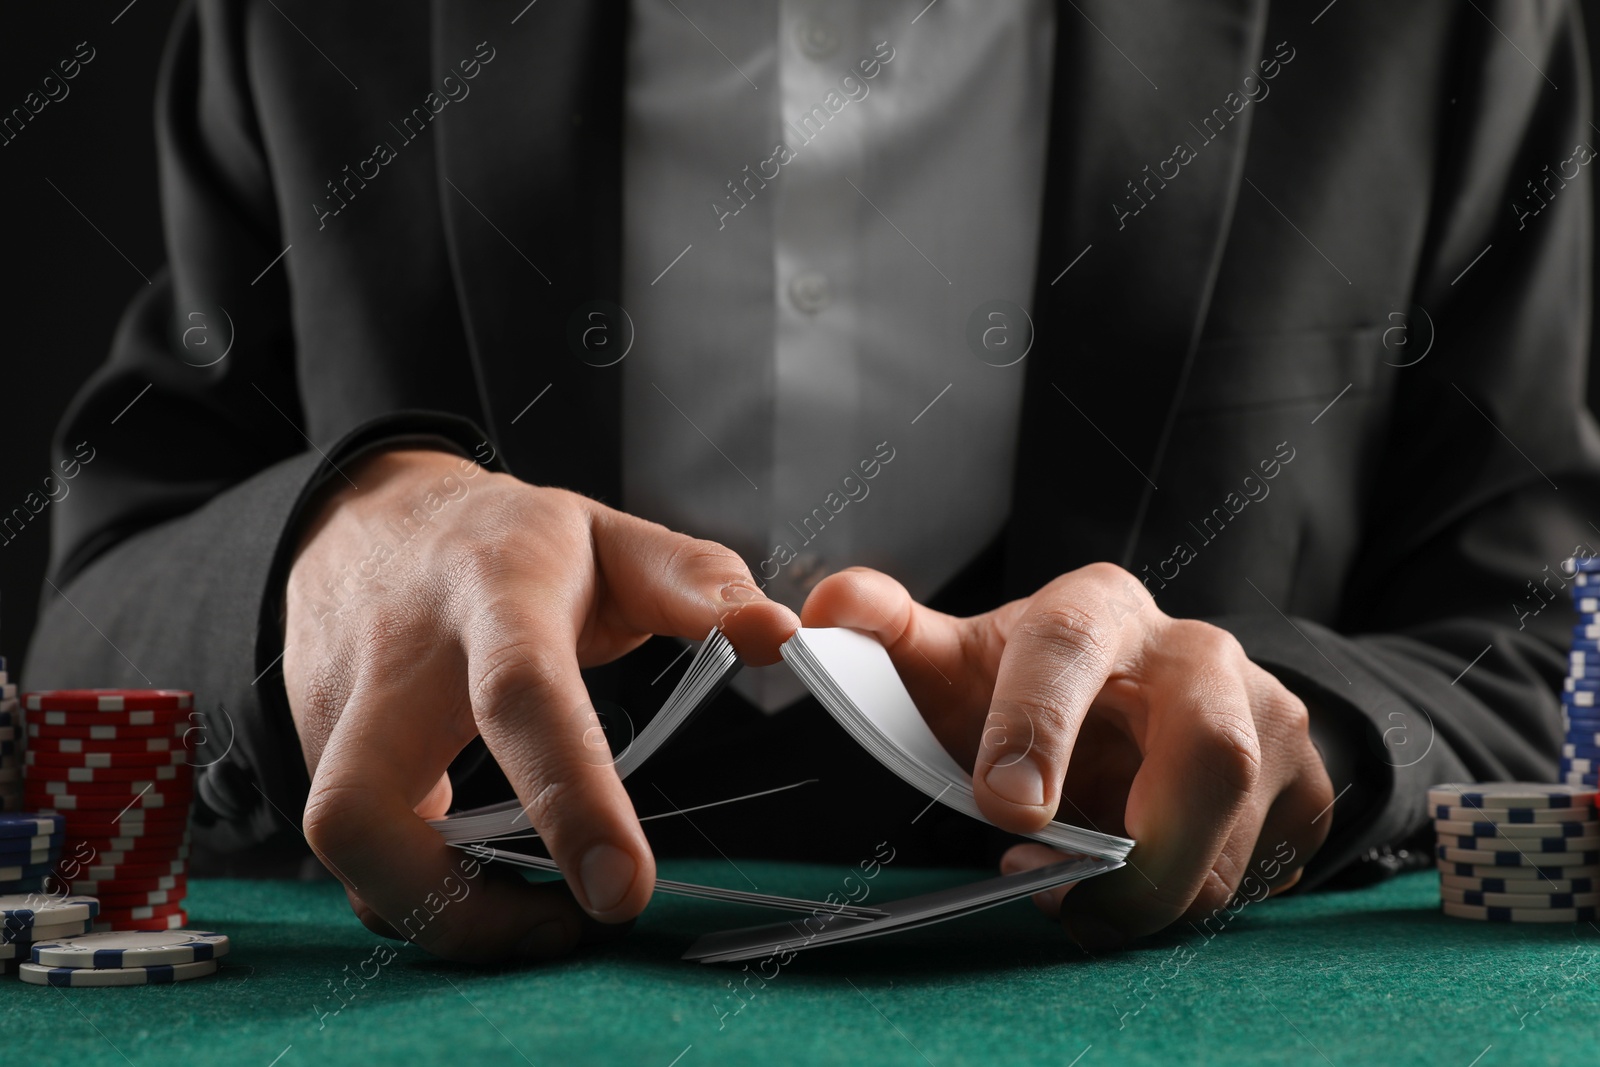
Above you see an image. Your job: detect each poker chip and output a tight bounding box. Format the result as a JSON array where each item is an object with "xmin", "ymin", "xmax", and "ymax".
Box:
[
  {"xmin": 91, "ymin": 909, "xmax": 187, "ymax": 933},
  {"xmin": 1437, "ymin": 845, "xmax": 1600, "ymax": 866},
  {"xmin": 18, "ymin": 957, "xmax": 217, "ymax": 986},
  {"xmin": 1562, "ymin": 744, "xmax": 1600, "ymax": 759},
  {"xmin": 32, "ymin": 710, "xmax": 192, "ymax": 732},
  {"xmin": 1442, "ymin": 874, "xmax": 1600, "ymax": 896},
  {"xmin": 1429, "ymin": 784, "xmax": 1600, "ymax": 809},
  {"xmin": 1442, "ymin": 901, "xmax": 1600, "ymax": 922},
  {"xmin": 1567, "ymin": 691, "xmax": 1599, "ymax": 706},
  {"xmin": 68, "ymin": 832, "xmax": 190, "ymax": 854},
  {"xmin": 1435, "ymin": 818, "xmax": 1595, "ymax": 838},
  {"xmin": 23, "ymin": 690, "xmax": 193, "ymax": 713},
  {"xmin": 1440, "ymin": 886, "xmax": 1600, "ymax": 908},
  {"xmin": 92, "ymin": 887, "xmax": 185, "ymax": 908},
  {"xmin": 0, "ymin": 863, "xmax": 57, "ymax": 883},
  {"xmin": 26, "ymin": 736, "xmax": 185, "ymax": 755},
  {"xmin": 1, "ymin": 917, "xmax": 91, "ymax": 945},
  {"xmin": 28, "ymin": 722, "xmax": 188, "ymax": 741},
  {"xmin": 31, "ymin": 775, "xmax": 193, "ymax": 797},
  {"xmin": 1431, "ymin": 804, "xmax": 1594, "ymax": 823},
  {"xmin": 25, "ymin": 750, "xmax": 189, "ymax": 769},
  {"xmin": 1440, "ymin": 861, "xmax": 1600, "ymax": 880},
  {"xmin": 29, "ymin": 929, "xmax": 228, "ymax": 968},
  {"xmin": 0, "ymin": 894, "xmax": 99, "ymax": 927},
  {"xmin": 0, "ymin": 829, "xmax": 64, "ymax": 849},
  {"xmin": 61, "ymin": 874, "xmax": 182, "ymax": 896},
  {"xmin": 1437, "ymin": 834, "xmax": 1600, "ymax": 851},
  {"xmin": 63, "ymin": 859, "xmax": 187, "ymax": 882},
  {"xmin": 92, "ymin": 900, "xmax": 188, "ymax": 924},
  {"xmin": 23, "ymin": 789, "xmax": 188, "ymax": 810}
]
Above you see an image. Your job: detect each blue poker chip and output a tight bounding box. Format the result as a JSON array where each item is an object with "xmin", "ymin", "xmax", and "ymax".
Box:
[
  {"xmin": 28, "ymin": 930, "xmax": 228, "ymax": 968},
  {"xmin": 1562, "ymin": 744, "xmax": 1600, "ymax": 759},
  {"xmin": 1566, "ymin": 678, "xmax": 1600, "ymax": 690},
  {"xmin": 1569, "ymin": 557, "xmax": 1600, "ymax": 573},
  {"xmin": 0, "ymin": 814, "xmax": 63, "ymax": 841},
  {"xmin": 1566, "ymin": 733, "xmax": 1600, "ymax": 748},
  {"xmin": 0, "ymin": 834, "xmax": 61, "ymax": 857},
  {"xmin": 1576, "ymin": 597, "xmax": 1600, "ymax": 612},
  {"xmin": 1442, "ymin": 861, "xmax": 1600, "ymax": 879}
]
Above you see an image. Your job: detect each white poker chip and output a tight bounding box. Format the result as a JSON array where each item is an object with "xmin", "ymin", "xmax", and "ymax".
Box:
[
  {"xmin": 1442, "ymin": 901, "xmax": 1599, "ymax": 922},
  {"xmin": 1441, "ymin": 886, "xmax": 1600, "ymax": 908},
  {"xmin": 3, "ymin": 917, "xmax": 91, "ymax": 945},
  {"xmin": 18, "ymin": 957, "xmax": 217, "ymax": 986},
  {"xmin": 1433, "ymin": 819, "xmax": 1596, "ymax": 839},
  {"xmin": 29, "ymin": 929, "xmax": 228, "ymax": 968},
  {"xmin": 1427, "ymin": 783, "xmax": 1599, "ymax": 809}
]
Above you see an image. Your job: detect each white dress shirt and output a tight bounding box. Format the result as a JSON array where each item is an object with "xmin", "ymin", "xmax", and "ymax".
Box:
[{"xmin": 621, "ymin": 0, "xmax": 1055, "ymax": 709}]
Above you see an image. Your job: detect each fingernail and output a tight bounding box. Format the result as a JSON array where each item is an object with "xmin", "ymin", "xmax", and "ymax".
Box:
[
  {"xmin": 984, "ymin": 756, "xmax": 1045, "ymax": 807},
  {"xmin": 1063, "ymin": 913, "xmax": 1126, "ymax": 952},
  {"xmin": 579, "ymin": 844, "xmax": 637, "ymax": 914},
  {"xmin": 516, "ymin": 919, "xmax": 573, "ymax": 958}
]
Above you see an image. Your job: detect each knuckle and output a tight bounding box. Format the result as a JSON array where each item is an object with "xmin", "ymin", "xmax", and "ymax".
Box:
[
  {"xmin": 1194, "ymin": 714, "xmax": 1263, "ymax": 797},
  {"xmin": 1019, "ymin": 603, "xmax": 1111, "ymax": 671},
  {"xmin": 1173, "ymin": 618, "xmax": 1245, "ymax": 663},
  {"xmin": 665, "ymin": 536, "xmax": 748, "ymax": 584},
  {"xmin": 302, "ymin": 783, "xmax": 368, "ymax": 861},
  {"xmin": 470, "ymin": 644, "xmax": 556, "ymax": 722}
]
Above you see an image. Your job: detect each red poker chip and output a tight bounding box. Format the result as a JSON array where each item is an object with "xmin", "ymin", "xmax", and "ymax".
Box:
[
  {"xmin": 57, "ymin": 873, "xmax": 184, "ymax": 895},
  {"xmin": 56, "ymin": 859, "xmax": 187, "ymax": 882},
  {"xmin": 74, "ymin": 842, "xmax": 191, "ymax": 866},
  {"xmin": 89, "ymin": 881, "xmax": 188, "ymax": 906},
  {"xmin": 25, "ymin": 749, "xmax": 189, "ymax": 768},
  {"xmin": 23, "ymin": 690, "xmax": 193, "ymax": 712},
  {"xmin": 23, "ymin": 789, "xmax": 191, "ymax": 811},
  {"xmin": 32, "ymin": 708, "xmax": 193, "ymax": 729},
  {"xmin": 26, "ymin": 736, "xmax": 185, "ymax": 754},
  {"xmin": 29, "ymin": 769, "xmax": 193, "ymax": 790},
  {"xmin": 61, "ymin": 819, "xmax": 190, "ymax": 840},
  {"xmin": 66, "ymin": 830, "xmax": 191, "ymax": 852},
  {"xmin": 58, "ymin": 805, "xmax": 189, "ymax": 826},
  {"xmin": 91, "ymin": 910, "xmax": 186, "ymax": 932},
  {"xmin": 28, "ymin": 722, "xmax": 190, "ymax": 741},
  {"xmin": 28, "ymin": 766, "xmax": 193, "ymax": 788},
  {"xmin": 91, "ymin": 899, "xmax": 189, "ymax": 922}
]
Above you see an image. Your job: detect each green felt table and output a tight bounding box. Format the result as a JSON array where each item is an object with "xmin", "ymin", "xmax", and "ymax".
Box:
[{"xmin": 4, "ymin": 864, "xmax": 1597, "ymax": 1066}]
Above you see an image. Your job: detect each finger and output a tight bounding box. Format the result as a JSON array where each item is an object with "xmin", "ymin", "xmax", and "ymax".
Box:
[
  {"xmin": 415, "ymin": 773, "xmax": 452, "ymax": 820},
  {"xmin": 462, "ymin": 581, "xmax": 655, "ymax": 925},
  {"xmin": 801, "ymin": 568, "xmax": 1022, "ymax": 754},
  {"xmin": 1057, "ymin": 629, "xmax": 1262, "ymax": 947},
  {"xmin": 591, "ymin": 506, "xmax": 799, "ymax": 663},
  {"xmin": 306, "ymin": 678, "xmax": 593, "ymax": 963},
  {"xmin": 972, "ymin": 564, "xmax": 1151, "ymax": 833},
  {"xmin": 999, "ymin": 843, "xmax": 1076, "ymax": 919}
]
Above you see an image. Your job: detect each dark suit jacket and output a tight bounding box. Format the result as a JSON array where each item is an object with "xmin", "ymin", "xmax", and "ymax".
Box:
[{"xmin": 24, "ymin": 0, "xmax": 1599, "ymax": 886}]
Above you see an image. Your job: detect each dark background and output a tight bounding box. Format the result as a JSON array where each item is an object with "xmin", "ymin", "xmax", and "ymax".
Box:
[{"xmin": 4, "ymin": 0, "xmax": 1600, "ymax": 672}]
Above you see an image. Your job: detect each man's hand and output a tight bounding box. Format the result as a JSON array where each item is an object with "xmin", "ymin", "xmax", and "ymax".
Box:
[
  {"xmin": 284, "ymin": 449, "xmax": 798, "ymax": 963},
  {"xmin": 801, "ymin": 562, "xmax": 1333, "ymax": 949}
]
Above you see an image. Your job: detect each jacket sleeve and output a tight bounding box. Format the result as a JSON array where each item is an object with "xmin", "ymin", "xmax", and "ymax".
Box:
[
  {"xmin": 20, "ymin": 3, "xmax": 498, "ymax": 858},
  {"xmin": 1213, "ymin": 0, "xmax": 1598, "ymax": 887}
]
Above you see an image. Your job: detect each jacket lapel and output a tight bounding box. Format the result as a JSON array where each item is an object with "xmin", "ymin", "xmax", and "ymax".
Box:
[
  {"xmin": 1006, "ymin": 0, "xmax": 1270, "ymax": 596},
  {"xmin": 432, "ymin": 0, "xmax": 628, "ymax": 501}
]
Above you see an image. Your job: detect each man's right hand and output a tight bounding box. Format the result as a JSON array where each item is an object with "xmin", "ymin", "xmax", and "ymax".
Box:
[{"xmin": 283, "ymin": 448, "xmax": 797, "ymax": 963}]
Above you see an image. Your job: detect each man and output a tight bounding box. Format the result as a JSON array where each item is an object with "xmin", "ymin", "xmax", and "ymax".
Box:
[{"xmin": 25, "ymin": 0, "xmax": 1597, "ymax": 962}]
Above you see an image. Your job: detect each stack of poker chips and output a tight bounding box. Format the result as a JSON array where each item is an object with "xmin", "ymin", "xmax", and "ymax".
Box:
[
  {"xmin": 0, "ymin": 812, "xmax": 64, "ymax": 897},
  {"xmin": 1431, "ymin": 782, "xmax": 1600, "ymax": 922},
  {"xmin": 0, "ymin": 890, "xmax": 98, "ymax": 975},
  {"xmin": 19, "ymin": 929, "xmax": 227, "ymax": 986},
  {"xmin": 0, "ymin": 655, "xmax": 21, "ymax": 811},
  {"xmin": 21, "ymin": 690, "xmax": 194, "ymax": 931},
  {"xmin": 1565, "ymin": 559, "xmax": 1600, "ymax": 783}
]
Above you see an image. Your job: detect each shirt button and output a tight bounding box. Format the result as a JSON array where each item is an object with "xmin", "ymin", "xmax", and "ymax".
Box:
[
  {"xmin": 795, "ymin": 19, "xmax": 841, "ymax": 59},
  {"xmin": 789, "ymin": 271, "xmax": 832, "ymax": 314}
]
